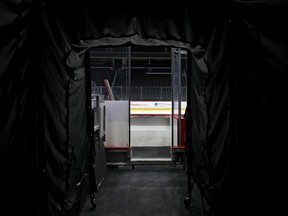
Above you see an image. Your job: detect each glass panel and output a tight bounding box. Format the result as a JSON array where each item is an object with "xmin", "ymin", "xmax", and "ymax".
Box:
[
  {"xmin": 130, "ymin": 46, "xmax": 172, "ymax": 161},
  {"xmin": 89, "ymin": 47, "xmax": 130, "ymax": 149},
  {"xmin": 89, "ymin": 46, "xmax": 187, "ymax": 164},
  {"xmin": 171, "ymin": 48, "xmax": 187, "ymax": 147}
]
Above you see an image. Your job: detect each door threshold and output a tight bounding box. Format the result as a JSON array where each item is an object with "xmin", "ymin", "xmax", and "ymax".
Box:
[{"xmin": 131, "ymin": 158, "xmax": 172, "ymax": 162}]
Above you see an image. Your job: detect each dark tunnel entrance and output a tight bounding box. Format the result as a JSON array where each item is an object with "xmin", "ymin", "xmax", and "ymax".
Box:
[{"xmin": 81, "ymin": 46, "xmax": 205, "ymax": 215}]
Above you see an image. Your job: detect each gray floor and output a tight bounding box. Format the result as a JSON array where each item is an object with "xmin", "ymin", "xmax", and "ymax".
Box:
[
  {"xmin": 131, "ymin": 147, "xmax": 171, "ymax": 159},
  {"xmin": 80, "ymin": 165, "xmax": 206, "ymax": 216}
]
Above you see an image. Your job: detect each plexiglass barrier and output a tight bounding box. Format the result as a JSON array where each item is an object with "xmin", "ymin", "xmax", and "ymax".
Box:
[
  {"xmin": 103, "ymin": 101, "xmax": 129, "ymax": 148},
  {"xmin": 89, "ymin": 46, "xmax": 187, "ymax": 161}
]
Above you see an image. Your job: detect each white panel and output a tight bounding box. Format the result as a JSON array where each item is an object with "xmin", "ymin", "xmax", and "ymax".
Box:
[
  {"xmin": 173, "ymin": 117, "xmax": 178, "ymax": 146},
  {"xmin": 105, "ymin": 101, "xmax": 129, "ymax": 121},
  {"xmin": 130, "ymin": 116, "xmax": 172, "ymax": 147},
  {"xmin": 104, "ymin": 101, "xmax": 129, "ymax": 147}
]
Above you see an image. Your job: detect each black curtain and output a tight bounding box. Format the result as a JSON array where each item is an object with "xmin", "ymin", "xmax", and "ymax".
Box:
[
  {"xmin": 40, "ymin": 7, "xmax": 91, "ymax": 215},
  {"xmin": 0, "ymin": 0, "xmax": 43, "ymax": 214}
]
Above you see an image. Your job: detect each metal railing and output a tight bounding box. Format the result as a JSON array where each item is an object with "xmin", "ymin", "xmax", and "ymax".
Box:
[{"xmin": 92, "ymin": 86, "xmax": 187, "ymax": 101}]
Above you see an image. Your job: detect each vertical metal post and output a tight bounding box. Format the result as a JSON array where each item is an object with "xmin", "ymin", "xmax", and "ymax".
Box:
[
  {"xmin": 184, "ymin": 49, "xmax": 193, "ymax": 207},
  {"xmin": 171, "ymin": 48, "xmax": 182, "ymax": 147},
  {"xmin": 128, "ymin": 46, "xmax": 132, "ymax": 160}
]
